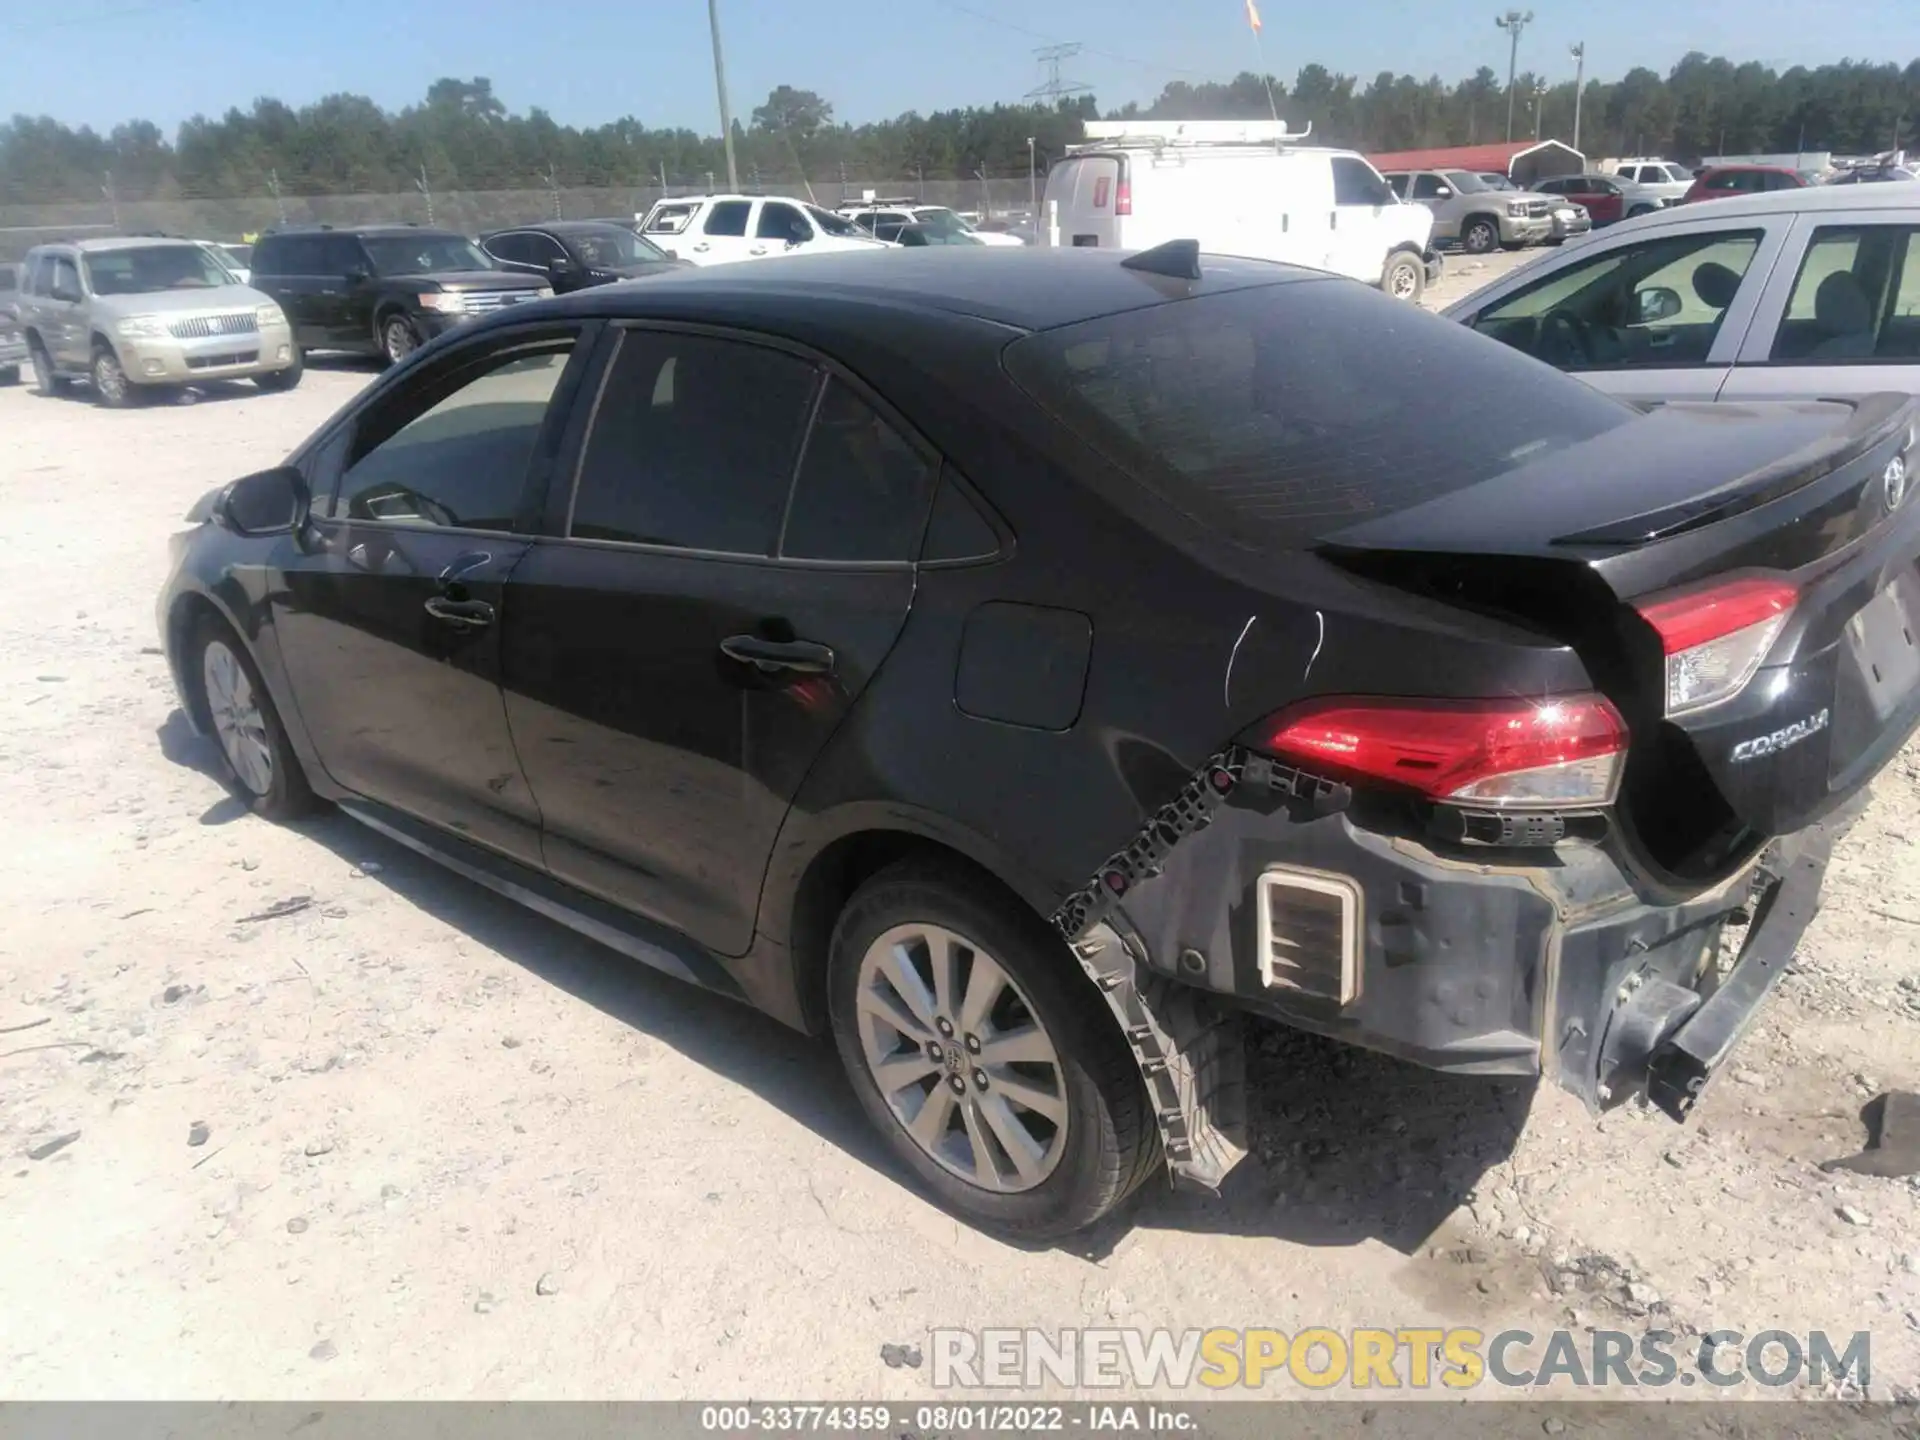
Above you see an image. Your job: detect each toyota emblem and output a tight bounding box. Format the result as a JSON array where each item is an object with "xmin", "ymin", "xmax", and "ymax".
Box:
[{"xmin": 1886, "ymin": 454, "xmax": 1909, "ymax": 514}]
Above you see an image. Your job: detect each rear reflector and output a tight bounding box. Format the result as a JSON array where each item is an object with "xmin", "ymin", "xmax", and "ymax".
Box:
[
  {"xmin": 1635, "ymin": 575, "xmax": 1797, "ymax": 716},
  {"xmin": 1255, "ymin": 694, "xmax": 1628, "ymax": 810},
  {"xmin": 1116, "ymin": 177, "xmax": 1133, "ymax": 216}
]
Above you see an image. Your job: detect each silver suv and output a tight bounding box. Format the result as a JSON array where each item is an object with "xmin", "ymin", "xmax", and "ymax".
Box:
[
  {"xmin": 16, "ymin": 238, "xmax": 298, "ymax": 406},
  {"xmin": 1382, "ymin": 168, "xmax": 1557, "ymax": 253}
]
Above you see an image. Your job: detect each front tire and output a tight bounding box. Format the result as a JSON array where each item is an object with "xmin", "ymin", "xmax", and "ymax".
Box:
[
  {"xmin": 379, "ymin": 314, "xmax": 420, "ymax": 368},
  {"xmin": 827, "ymin": 862, "xmax": 1159, "ymax": 1240},
  {"xmin": 1380, "ymin": 252, "xmax": 1425, "ymax": 303},
  {"xmin": 91, "ymin": 343, "xmax": 137, "ymax": 408},
  {"xmin": 255, "ymin": 349, "xmax": 303, "ymax": 392},
  {"xmin": 189, "ymin": 615, "xmax": 318, "ymax": 820},
  {"xmin": 1461, "ymin": 217, "xmax": 1499, "ymax": 254}
]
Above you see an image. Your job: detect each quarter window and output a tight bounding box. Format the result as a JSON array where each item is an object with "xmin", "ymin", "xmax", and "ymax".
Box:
[
  {"xmin": 781, "ymin": 380, "xmax": 936, "ymax": 562},
  {"xmin": 568, "ymin": 331, "xmax": 817, "ymax": 554},
  {"xmin": 334, "ymin": 341, "xmax": 575, "ymax": 531},
  {"xmin": 1470, "ymin": 230, "xmax": 1762, "ymax": 370}
]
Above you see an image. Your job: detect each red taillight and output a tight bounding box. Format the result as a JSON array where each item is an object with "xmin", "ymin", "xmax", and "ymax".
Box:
[
  {"xmin": 1255, "ymin": 694, "xmax": 1628, "ymax": 809},
  {"xmin": 1115, "ymin": 176, "xmax": 1132, "ymax": 216},
  {"xmin": 1634, "ymin": 575, "xmax": 1797, "ymax": 715}
]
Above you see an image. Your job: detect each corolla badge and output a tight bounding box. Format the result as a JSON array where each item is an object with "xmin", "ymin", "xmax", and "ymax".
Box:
[
  {"xmin": 1729, "ymin": 708, "xmax": 1830, "ymax": 762},
  {"xmin": 1885, "ymin": 454, "xmax": 1909, "ymax": 514}
]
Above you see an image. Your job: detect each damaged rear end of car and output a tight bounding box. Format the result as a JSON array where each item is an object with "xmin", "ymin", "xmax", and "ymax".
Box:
[{"xmin": 1006, "ymin": 269, "xmax": 1920, "ymax": 1192}]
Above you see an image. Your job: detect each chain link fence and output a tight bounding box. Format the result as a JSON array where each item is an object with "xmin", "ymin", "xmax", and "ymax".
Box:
[{"xmin": 0, "ymin": 179, "xmax": 1042, "ymax": 255}]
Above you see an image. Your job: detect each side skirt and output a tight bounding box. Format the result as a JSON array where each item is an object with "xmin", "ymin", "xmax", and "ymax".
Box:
[{"xmin": 337, "ymin": 800, "xmax": 747, "ymax": 1003}]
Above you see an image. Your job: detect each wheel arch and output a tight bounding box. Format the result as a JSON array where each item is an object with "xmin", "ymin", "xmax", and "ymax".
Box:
[
  {"xmin": 770, "ymin": 812, "xmax": 1064, "ymax": 1036},
  {"xmin": 164, "ymin": 587, "xmax": 248, "ymax": 735}
]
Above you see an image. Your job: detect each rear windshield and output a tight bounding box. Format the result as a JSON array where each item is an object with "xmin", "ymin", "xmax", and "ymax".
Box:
[{"xmin": 1003, "ymin": 279, "xmax": 1633, "ymax": 548}]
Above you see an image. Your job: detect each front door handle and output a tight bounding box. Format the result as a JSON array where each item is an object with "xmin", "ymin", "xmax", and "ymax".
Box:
[
  {"xmin": 719, "ymin": 635, "xmax": 835, "ymax": 675},
  {"xmin": 424, "ymin": 596, "xmax": 495, "ymax": 630}
]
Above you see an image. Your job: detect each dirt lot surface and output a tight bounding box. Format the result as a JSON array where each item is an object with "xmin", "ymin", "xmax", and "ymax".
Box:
[{"xmin": 2, "ymin": 256, "xmax": 1917, "ymax": 1404}]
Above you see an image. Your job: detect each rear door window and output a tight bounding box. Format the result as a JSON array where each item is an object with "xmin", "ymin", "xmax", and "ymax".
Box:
[
  {"xmin": 1771, "ymin": 226, "xmax": 1920, "ymax": 361},
  {"xmin": 1004, "ymin": 280, "xmax": 1629, "ymax": 549},
  {"xmin": 567, "ymin": 330, "xmax": 818, "ymax": 554},
  {"xmin": 704, "ymin": 202, "xmax": 751, "ymax": 237}
]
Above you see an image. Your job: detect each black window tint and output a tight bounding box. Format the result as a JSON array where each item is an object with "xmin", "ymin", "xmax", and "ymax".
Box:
[
  {"xmin": 1004, "ymin": 282, "xmax": 1630, "ymax": 550},
  {"xmin": 486, "ymin": 233, "xmax": 533, "ymax": 264},
  {"xmin": 923, "ymin": 475, "xmax": 999, "ymax": 562},
  {"xmin": 1331, "ymin": 157, "xmax": 1391, "ymax": 206},
  {"xmin": 301, "ymin": 425, "xmax": 355, "ymax": 521},
  {"xmin": 569, "ymin": 331, "xmax": 817, "ymax": 554},
  {"xmin": 1384, "ymin": 174, "xmax": 1408, "ymax": 197},
  {"xmin": 1410, "ymin": 174, "xmax": 1444, "ymax": 199},
  {"xmin": 322, "ymin": 236, "xmax": 368, "ymax": 273},
  {"xmin": 271, "ymin": 236, "xmax": 326, "ymax": 274},
  {"xmin": 757, "ymin": 202, "xmax": 806, "ymax": 240},
  {"xmin": 781, "ymin": 380, "xmax": 936, "ymax": 562},
  {"xmin": 249, "ymin": 240, "xmax": 281, "ymax": 276},
  {"xmin": 337, "ymin": 342, "xmax": 573, "ymax": 531},
  {"xmin": 704, "ymin": 201, "xmax": 751, "ymax": 237}
]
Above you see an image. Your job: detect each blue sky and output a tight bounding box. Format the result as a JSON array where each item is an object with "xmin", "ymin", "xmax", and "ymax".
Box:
[{"xmin": 14, "ymin": 0, "xmax": 1914, "ymax": 136}]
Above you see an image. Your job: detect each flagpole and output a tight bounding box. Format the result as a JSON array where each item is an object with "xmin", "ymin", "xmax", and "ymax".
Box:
[{"xmin": 1245, "ymin": 0, "xmax": 1283, "ymax": 134}]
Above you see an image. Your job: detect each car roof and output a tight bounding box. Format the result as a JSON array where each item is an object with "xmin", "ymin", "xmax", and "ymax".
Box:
[
  {"xmin": 1596, "ymin": 181, "xmax": 1920, "ymax": 235},
  {"xmin": 62, "ymin": 236, "xmax": 209, "ymax": 253},
  {"xmin": 530, "ymin": 245, "xmax": 1322, "ymax": 332}
]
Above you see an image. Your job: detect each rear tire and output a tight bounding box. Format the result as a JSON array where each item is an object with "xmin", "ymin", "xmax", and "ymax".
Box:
[
  {"xmin": 29, "ymin": 339, "xmax": 68, "ymax": 397},
  {"xmin": 827, "ymin": 861, "xmax": 1160, "ymax": 1240},
  {"xmin": 188, "ymin": 615, "xmax": 318, "ymax": 820},
  {"xmin": 1462, "ymin": 217, "xmax": 1499, "ymax": 254},
  {"xmin": 1380, "ymin": 252, "xmax": 1424, "ymax": 303}
]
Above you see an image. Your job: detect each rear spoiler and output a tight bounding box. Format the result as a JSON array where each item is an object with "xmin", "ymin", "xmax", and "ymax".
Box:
[{"xmin": 1555, "ymin": 392, "xmax": 1917, "ymax": 548}]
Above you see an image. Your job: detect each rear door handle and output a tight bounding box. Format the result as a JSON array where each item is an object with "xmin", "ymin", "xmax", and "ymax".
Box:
[
  {"xmin": 719, "ymin": 635, "xmax": 835, "ymax": 675},
  {"xmin": 424, "ymin": 596, "xmax": 495, "ymax": 630}
]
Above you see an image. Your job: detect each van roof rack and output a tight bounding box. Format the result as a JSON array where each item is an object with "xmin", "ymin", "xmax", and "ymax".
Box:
[{"xmin": 1078, "ymin": 119, "xmax": 1312, "ymax": 149}]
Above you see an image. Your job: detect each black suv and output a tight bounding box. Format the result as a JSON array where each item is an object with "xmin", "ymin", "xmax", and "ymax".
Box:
[
  {"xmin": 249, "ymin": 225, "xmax": 551, "ymax": 366},
  {"xmin": 479, "ymin": 220, "xmax": 687, "ymax": 293}
]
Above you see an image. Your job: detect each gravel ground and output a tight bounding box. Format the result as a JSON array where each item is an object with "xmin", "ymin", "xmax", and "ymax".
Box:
[{"xmin": 1, "ymin": 257, "xmax": 1916, "ymax": 1402}]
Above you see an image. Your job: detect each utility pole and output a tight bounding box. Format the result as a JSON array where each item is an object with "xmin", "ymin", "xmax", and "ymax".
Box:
[
  {"xmin": 1025, "ymin": 44, "xmax": 1093, "ymax": 104},
  {"xmin": 658, "ymin": 159, "xmax": 669, "ymax": 200},
  {"xmin": 414, "ymin": 164, "xmax": 434, "ymax": 225},
  {"xmin": 707, "ymin": 0, "xmax": 739, "ymax": 190},
  {"xmin": 1533, "ymin": 81, "xmax": 1546, "ymax": 141},
  {"xmin": 1495, "ymin": 10, "xmax": 1534, "ymax": 142},
  {"xmin": 102, "ymin": 171, "xmax": 120, "ymax": 229},
  {"xmin": 1569, "ymin": 41, "xmax": 1586, "ymax": 153},
  {"xmin": 1028, "ymin": 137, "xmax": 1037, "ymax": 223},
  {"xmin": 267, "ymin": 167, "xmax": 287, "ymax": 225},
  {"xmin": 543, "ymin": 162, "xmax": 561, "ymax": 219}
]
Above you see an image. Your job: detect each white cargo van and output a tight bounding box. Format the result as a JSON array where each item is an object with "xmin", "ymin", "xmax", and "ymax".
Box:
[{"xmin": 1042, "ymin": 120, "xmax": 1440, "ymax": 300}]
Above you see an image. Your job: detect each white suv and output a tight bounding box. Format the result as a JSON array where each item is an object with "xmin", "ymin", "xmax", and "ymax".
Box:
[
  {"xmin": 1609, "ymin": 159, "xmax": 1696, "ymax": 205},
  {"xmin": 636, "ymin": 194, "xmax": 889, "ymax": 266},
  {"xmin": 840, "ymin": 203, "xmax": 1026, "ymax": 247}
]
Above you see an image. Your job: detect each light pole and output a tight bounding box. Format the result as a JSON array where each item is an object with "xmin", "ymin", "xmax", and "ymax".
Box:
[
  {"xmin": 1495, "ymin": 10, "xmax": 1534, "ymax": 142},
  {"xmin": 1533, "ymin": 81, "xmax": 1547, "ymax": 141},
  {"xmin": 1028, "ymin": 137, "xmax": 1037, "ymax": 223},
  {"xmin": 707, "ymin": 0, "xmax": 739, "ymax": 190},
  {"xmin": 1569, "ymin": 41, "xmax": 1586, "ymax": 153}
]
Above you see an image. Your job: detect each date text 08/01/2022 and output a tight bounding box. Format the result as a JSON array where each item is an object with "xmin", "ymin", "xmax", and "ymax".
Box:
[{"xmin": 699, "ymin": 1403, "xmax": 1196, "ymax": 1432}]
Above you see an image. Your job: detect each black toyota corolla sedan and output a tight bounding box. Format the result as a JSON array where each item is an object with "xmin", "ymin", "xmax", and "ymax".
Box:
[{"xmin": 159, "ymin": 243, "xmax": 1920, "ymax": 1238}]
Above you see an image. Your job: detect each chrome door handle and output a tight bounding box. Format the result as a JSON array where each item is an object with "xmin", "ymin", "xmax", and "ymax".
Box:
[
  {"xmin": 719, "ymin": 635, "xmax": 835, "ymax": 675},
  {"xmin": 424, "ymin": 596, "xmax": 495, "ymax": 629}
]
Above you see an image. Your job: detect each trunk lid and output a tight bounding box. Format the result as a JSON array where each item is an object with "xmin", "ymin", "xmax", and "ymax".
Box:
[{"xmin": 1321, "ymin": 394, "xmax": 1920, "ymax": 860}]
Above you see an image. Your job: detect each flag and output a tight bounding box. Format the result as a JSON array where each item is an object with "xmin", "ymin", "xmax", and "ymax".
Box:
[{"xmin": 1245, "ymin": 0, "xmax": 1262, "ymax": 33}]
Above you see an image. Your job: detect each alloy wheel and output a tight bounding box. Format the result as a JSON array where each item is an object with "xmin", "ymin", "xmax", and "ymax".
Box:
[
  {"xmin": 202, "ymin": 639, "xmax": 274, "ymax": 796},
  {"xmin": 854, "ymin": 922, "xmax": 1069, "ymax": 1193},
  {"xmin": 93, "ymin": 350, "xmax": 128, "ymax": 405},
  {"xmin": 383, "ymin": 318, "xmax": 417, "ymax": 364}
]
